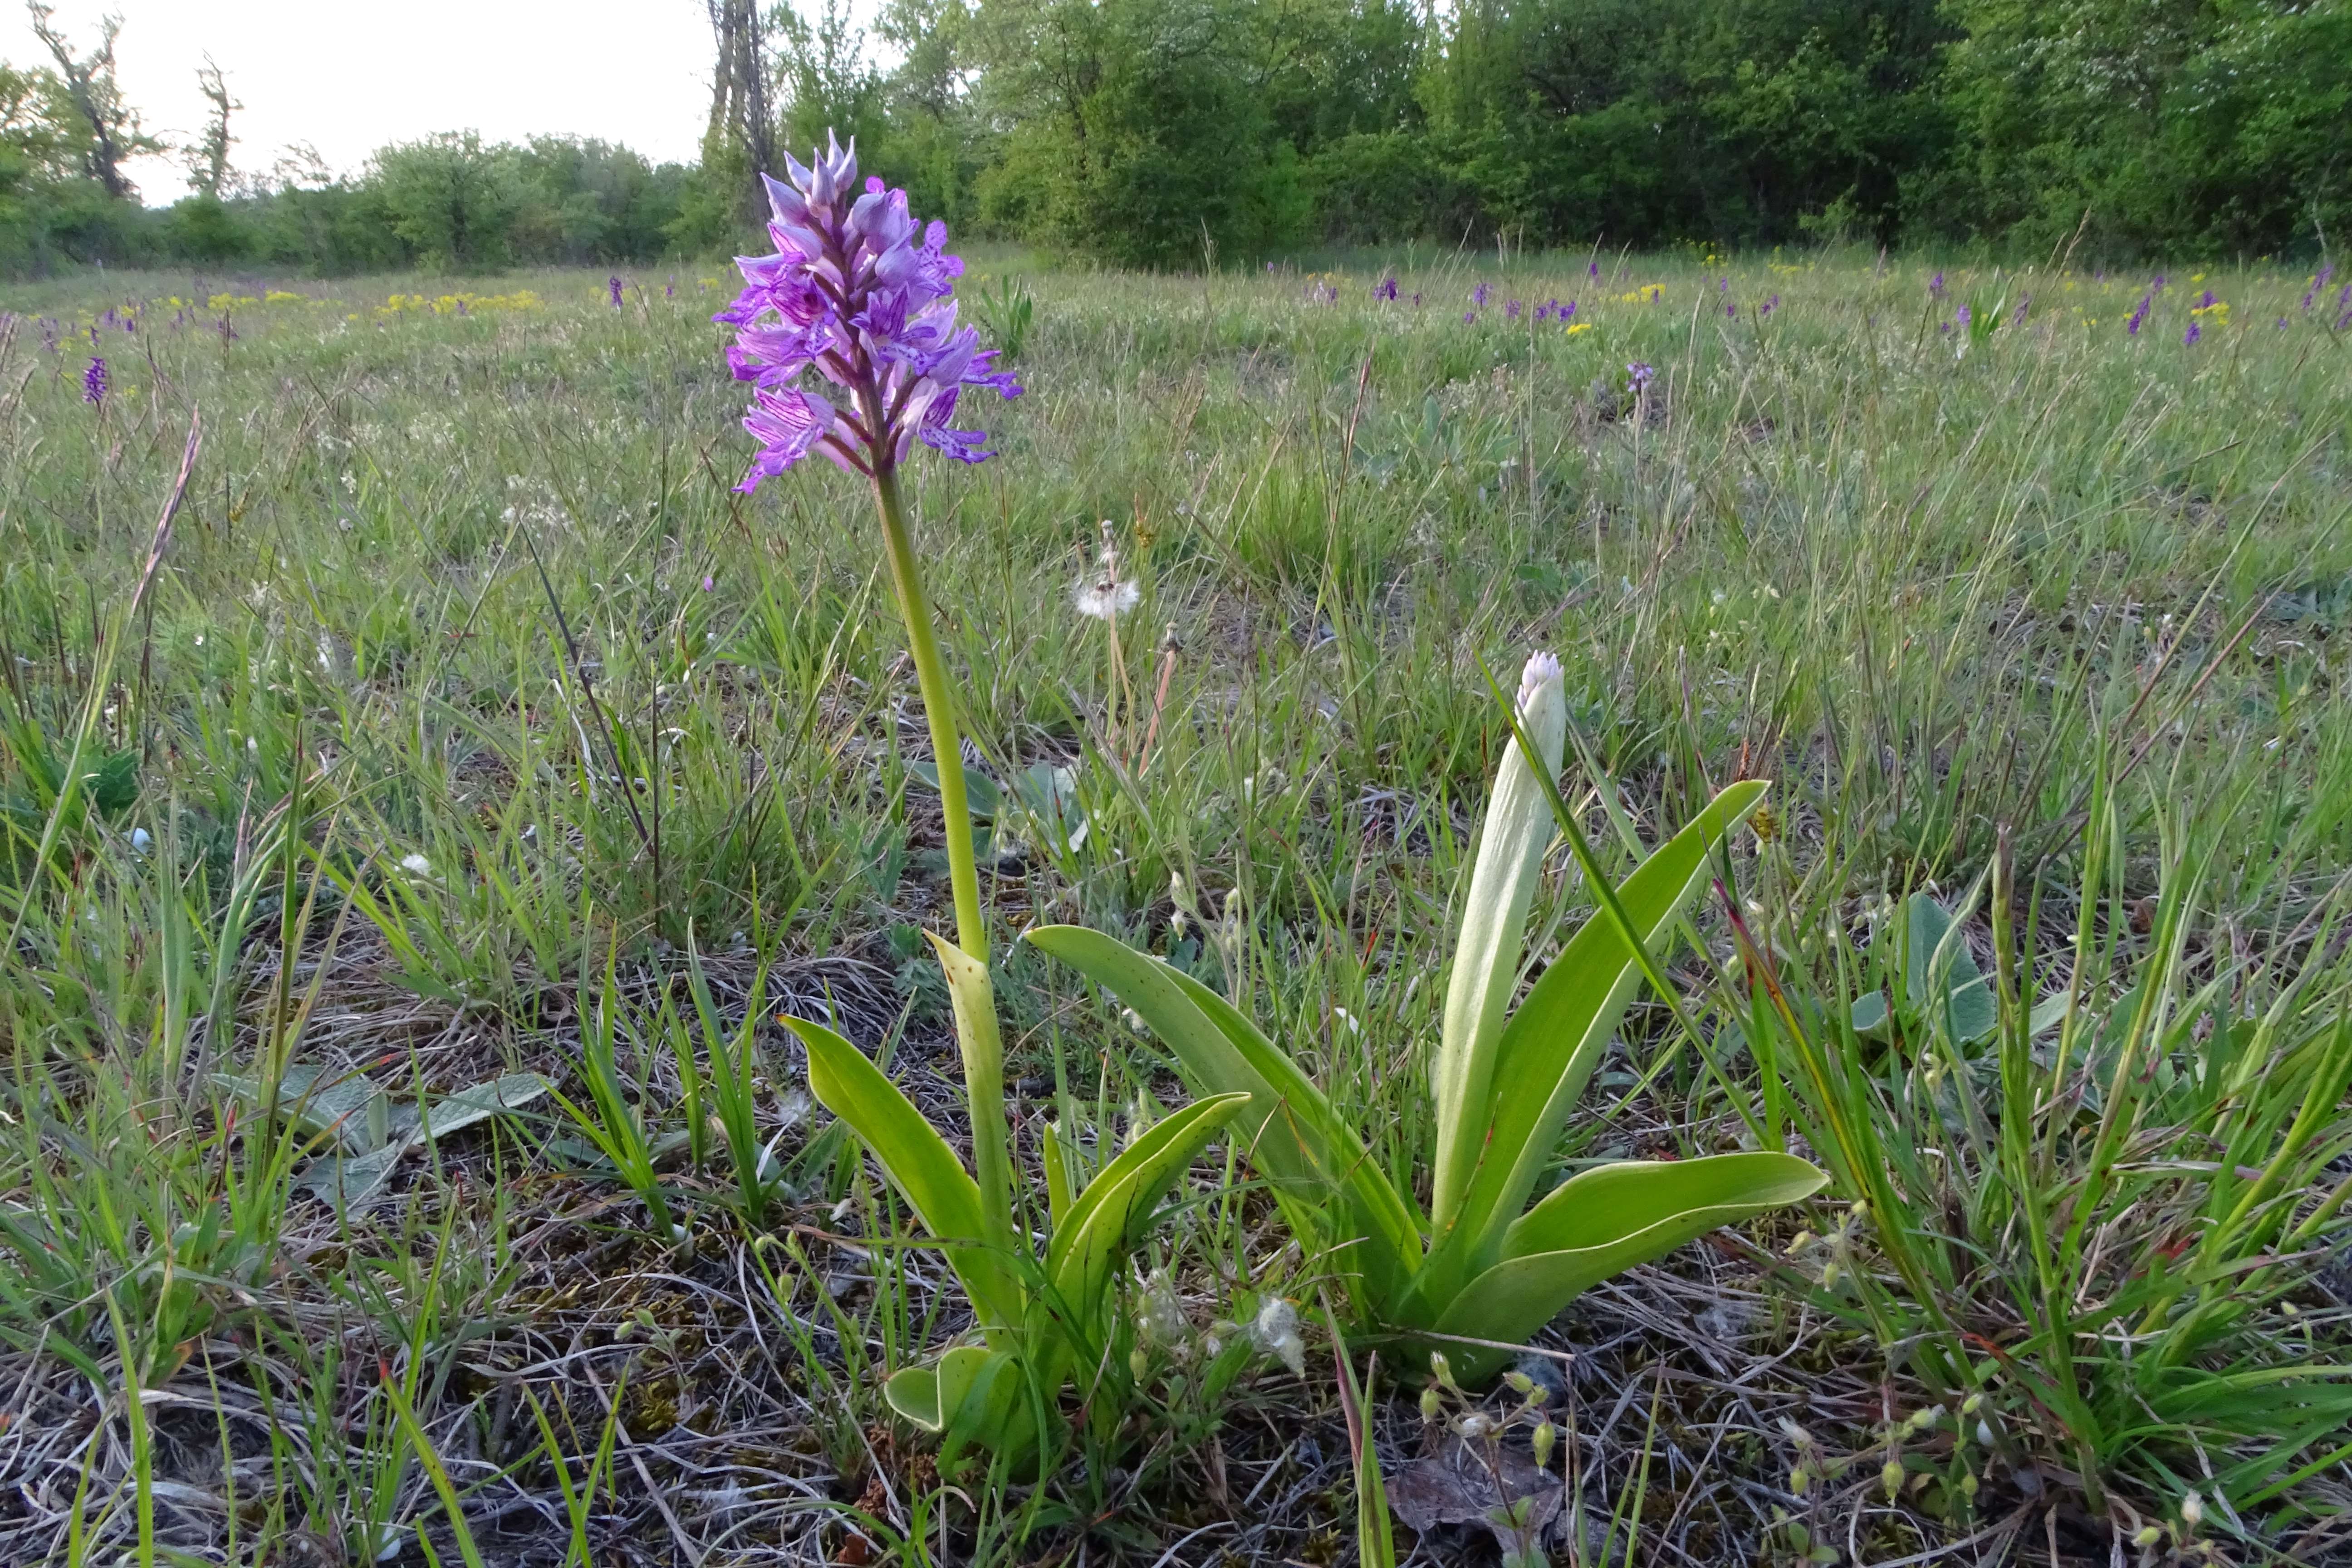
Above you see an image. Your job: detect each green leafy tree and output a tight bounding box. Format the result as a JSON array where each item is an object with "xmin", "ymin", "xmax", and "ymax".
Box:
[
  {"xmin": 970, "ymin": 0, "xmax": 1308, "ymax": 266},
  {"xmin": 365, "ymin": 132, "xmax": 521, "ymax": 270}
]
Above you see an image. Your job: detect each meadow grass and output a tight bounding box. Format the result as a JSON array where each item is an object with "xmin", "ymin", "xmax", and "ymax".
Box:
[{"xmin": 1, "ymin": 250, "xmax": 2349, "ymax": 1564}]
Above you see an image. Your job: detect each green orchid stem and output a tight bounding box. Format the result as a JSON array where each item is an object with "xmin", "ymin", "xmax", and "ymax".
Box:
[
  {"xmin": 870, "ymin": 464, "xmax": 988, "ymax": 962},
  {"xmin": 868, "ymin": 463, "xmax": 1018, "ymax": 1300}
]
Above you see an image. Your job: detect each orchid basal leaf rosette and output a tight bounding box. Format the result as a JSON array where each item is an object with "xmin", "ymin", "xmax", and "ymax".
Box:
[
  {"xmin": 723, "ymin": 139, "xmax": 1250, "ymax": 1475},
  {"xmin": 719, "ymin": 133, "xmax": 1021, "ymax": 487}
]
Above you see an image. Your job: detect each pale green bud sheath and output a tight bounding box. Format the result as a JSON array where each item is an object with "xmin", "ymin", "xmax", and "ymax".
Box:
[
  {"xmin": 926, "ymin": 932, "xmax": 1017, "ymax": 1298},
  {"xmin": 1431, "ymin": 652, "xmax": 1568, "ymax": 1231}
]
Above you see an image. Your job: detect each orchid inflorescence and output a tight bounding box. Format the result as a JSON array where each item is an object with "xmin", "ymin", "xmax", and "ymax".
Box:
[{"xmin": 717, "ymin": 134, "xmax": 1022, "ymax": 490}]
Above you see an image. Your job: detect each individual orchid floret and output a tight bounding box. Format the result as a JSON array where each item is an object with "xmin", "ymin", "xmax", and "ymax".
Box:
[{"xmin": 719, "ymin": 133, "xmax": 1022, "ymax": 490}]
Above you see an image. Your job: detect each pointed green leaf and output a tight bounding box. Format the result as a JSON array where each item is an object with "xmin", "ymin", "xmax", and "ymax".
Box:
[
  {"xmin": 1428, "ymin": 782, "xmax": 1766, "ymax": 1295},
  {"xmin": 1041, "ymin": 1123, "xmax": 1074, "ymax": 1234},
  {"xmin": 1431, "ymin": 1153, "xmax": 1824, "ymax": 1370},
  {"xmin": 1025, "ymin": 925, "xmax": 1421, "ymax": 1303},
  {"xmin": 781, "ymin": 1014, "xmax": 1024, "ymax": 1329},
  {"xmin": 1046, "ymin": 1092, "xmax": 1247, "ymax": 1339}
]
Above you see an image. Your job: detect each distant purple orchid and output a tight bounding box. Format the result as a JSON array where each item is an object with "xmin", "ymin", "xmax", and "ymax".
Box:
[
  {"xmin": 718, "ymin": 135, "xmax": 1020, "ymax": 489},
  {"xmin": 1955, "ymin": 304, "xmax": 1972, "ymax": 330},
  {"xmin": 2195, "ymin": 289, "xmax": 2216, "ymax": 309},
  {"xmin": 1588, "ymin": 260, "xmax": 1600, "ymax": 279},
  {"xmin": 1504, "ymin": 299, "xmax": 1522, "ymax": 321},
  {"xmin": 609, "ymin": 276, "xmax": 624, "ymax": 308},
  {"xmin": 1375, "ymin": 276, "xmax": 1398, "ymax": 302},
  {"xmin": 1725, "ymin": 301, "xmax": 1737, "ymax": 318},
  {"xmin": 2127, "ymin": 296, "xmax": 2151, "ymax": 336},
  {"xmin": 1472, "ymin": 283, "xmax": 1492, "ymax": 308},
  {"xmin": 82, "ymin": 356, "xmax": 107, "ymax": 406},
  {"xmin": 2184, "ymin": 321, "xmax": 2201, "ymax": 346},
  {"xmin": 1627, "ymin": 362, "xmax": 1655, "ymax": 395},
  {"xmin": 1559, "ymin": 300, "xmax": 1576, "ymax": 323},
  {"xmin": 1929, "ymin": 271, "xmax": 1945, "ymax": 299},
  {"xmin": 1761, "ymin": 294, "xmax": 1778, "ymax": 317}
]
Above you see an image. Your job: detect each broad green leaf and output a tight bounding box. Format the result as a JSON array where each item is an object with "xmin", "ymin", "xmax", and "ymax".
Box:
[
  {"xmin": 1890, "ymin": 893, "xmax": 1996, "ymax": 1044},
  {"xmin": 782, "ymin": 1014, "xmax": 1024, "ymax": 1330},
  {"xmin": 216, "ymin": 1062, "xmax": 381, "ymax": 1150},
  {"xmin": 1425, "ymin": 782, "xmax": 1766, "ymax": 1299},
  {"xmin": 1026, "ymin": 925, "xmax": 1421, "ymax": 1304},
  {"xmin": 1431, "ymin": 658, "xmax": 1568, "ymax": 1231},
  {"xmin": 1009, "ymin": 762, "xmax": 1088, "ymax": 854},
  {"xmin": 886, "ymin": 1343, "xmax": 1002, "ymax": 1431},
  {"xmin": 1433, "ymin": 1153, "xmax": 1824, "ymax": 1373},
  {"xmin": 1045, "ymin": 1092, "xmax": 1247, "ymax": 1341},
  {"xmin": 1851, "ymin": 991, "xmax": 1891, "ymax": 1036},
  {"xmin": 391, "ymin": 1071, "xmax": 551, "ymax": 1146},
  {"xmin": 888, "ymin": 1344, "xmax": 1044, "ymax": 1470},
  {"xmin": 906, "ymin": 758, "xmax": 1003, "ymax": 819},
  {"xmin": 2027, "ymin": 990, "xmax": 2073, "ymax": 1036},
  {"xmin": 295, "ymin": 1139, "xmax": 409, "ymax": 1205},
  {"xmin": 295, "ymin": 1072, "xmax": 553, "ymax": 1204}
]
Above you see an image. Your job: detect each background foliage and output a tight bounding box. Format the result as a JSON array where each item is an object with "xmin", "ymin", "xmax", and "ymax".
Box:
[{"xmin": 5, "ymin": 0, "xmax": 2348, "ymax": 276}]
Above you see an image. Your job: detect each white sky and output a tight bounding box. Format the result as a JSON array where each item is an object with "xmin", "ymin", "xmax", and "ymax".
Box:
[{"xmin": 7, "ymin": 0, "xmax": 725, "ymax": 204}]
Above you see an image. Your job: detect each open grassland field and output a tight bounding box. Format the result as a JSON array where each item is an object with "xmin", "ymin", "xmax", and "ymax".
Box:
[{"xmin": 3, "ymin": 253, "xmax": 2352, "ymax": 1566}]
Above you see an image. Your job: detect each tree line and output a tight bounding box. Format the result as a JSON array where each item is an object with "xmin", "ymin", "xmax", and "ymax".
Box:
[{"xmin": 5, "ymin": 0, "xmax": 2346, "ymax": 277}]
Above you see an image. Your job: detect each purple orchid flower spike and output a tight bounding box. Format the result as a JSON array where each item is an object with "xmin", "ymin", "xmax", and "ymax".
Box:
[{"xmin": 719, "ymin": 133, "xmax": 1020, "ymax": 490}]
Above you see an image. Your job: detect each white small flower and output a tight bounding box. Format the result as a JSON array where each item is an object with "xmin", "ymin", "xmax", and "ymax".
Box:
[
  {"xmin": 398, "ymin": 853, "xmax": 433, "ymax": 877},
  {"xmin": 2180, "ymin": 1492, "xmax": 2203, "ymax": 1529},
  {"xmin": 128, "ymin": 828, "xmax": 152, "ymax": 854}
]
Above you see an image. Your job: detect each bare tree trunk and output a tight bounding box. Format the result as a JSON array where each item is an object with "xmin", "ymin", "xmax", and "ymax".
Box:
[
  {"xmin": 192, "ymin": 55, "xmax": 237, "ymax": 197},
  {"xmin": 705, "ymin": 0, "xmax": 776, "ymax": 209},
  {"xmin": 27, "ymin": 1, "xmax": 147, "ymax": 201}
]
